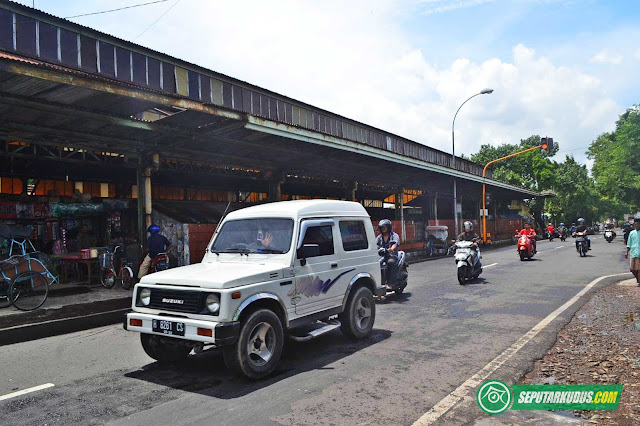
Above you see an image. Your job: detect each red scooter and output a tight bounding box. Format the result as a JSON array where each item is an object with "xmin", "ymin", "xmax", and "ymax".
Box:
[{"xmin": 515, "ymin": 230, "xmax": 536, "ymax": 261}]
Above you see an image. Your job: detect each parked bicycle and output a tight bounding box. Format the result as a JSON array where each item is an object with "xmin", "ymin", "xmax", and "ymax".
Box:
[
  {"xmin": 1, "ymin": 254, "xmax": 58, "ymax": 311},
  {"xmin": 0, "ymin": 225, "xmax": 58, "ymax": 311},
  {"xmin": 99, "ymin": 246, "xmax": 134, "ymax": 290}
]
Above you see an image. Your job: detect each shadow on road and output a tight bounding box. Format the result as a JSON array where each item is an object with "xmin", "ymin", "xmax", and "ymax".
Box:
[
  {"xmin": 463, "ymin": 277, "xmax": 489, "ymax": 286},
  {"xmin": 125, "ymin": 328, "xmax": 392, "ymax": 399},
  {"xmin": 379, "ymin": 291, "xmax": 412, "ymax": 304}
]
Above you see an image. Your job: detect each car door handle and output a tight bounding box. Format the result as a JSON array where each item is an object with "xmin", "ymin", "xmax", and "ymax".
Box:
[{"xmin": 331, "ymin": 263, "xmax": 338, "ymax": 268}]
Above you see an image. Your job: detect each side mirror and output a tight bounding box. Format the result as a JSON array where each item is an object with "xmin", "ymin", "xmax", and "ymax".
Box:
[{"xmin": 297, "ymin": 244, "xmax": 320, "ymax": 266}]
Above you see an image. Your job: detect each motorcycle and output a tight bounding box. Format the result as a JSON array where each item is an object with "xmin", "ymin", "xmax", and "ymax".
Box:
[
  {"xmin": 378, "ymin": 248, "xmax": 408, "ymax": 295},
  {"xmin": 557, "ymin": 228, "xmax": 568, "ymax": 242},
  {"xmin": 517, "ymin": 234, "xmax": 535, "ymax": 261},
  {"xmin": 548, "ymin": 230, "xmax": 556, "ymax": 241},
  {"xmin": 575, "ymin": 232, "xmax": 588, "ymax": 257},
  {"xmin": 454, "ymin": 241, "xmax": 482, "ymax": 285},
  {"xmin": 603, "ymin": 229, "xmax": 615, "ymax": 243}
]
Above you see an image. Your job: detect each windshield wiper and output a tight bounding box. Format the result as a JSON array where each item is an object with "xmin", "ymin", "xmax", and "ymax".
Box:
[{"xmin": 219, "ymin": 248, "xmax": 251, "ymax": 254}]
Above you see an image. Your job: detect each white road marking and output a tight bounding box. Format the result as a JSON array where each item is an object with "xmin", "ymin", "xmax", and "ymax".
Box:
[
  {"xmin": 554, "ymin": 245, "xmax": 565, "ymax": 249},
  {"xmin": 0, "ymin": 383, "xmax": 55, "ymax": 402},
  {"xmin": 483, "ymin": 263, "xmax": 498, "ymax": 269},
  {"xmin": 412, "ymin": 272, "xmax": 631, "ymax": 426}
]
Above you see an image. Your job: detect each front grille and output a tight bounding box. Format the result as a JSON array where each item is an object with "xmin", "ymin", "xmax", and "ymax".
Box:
[{"xmin": 147, "ymin": 288, "xmax": 203, "ymax": 313}]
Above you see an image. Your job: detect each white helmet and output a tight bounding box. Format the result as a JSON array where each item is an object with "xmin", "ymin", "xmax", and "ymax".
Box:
[{"xmin": 463, "ymin": 221, "xmax": 473, "ymax": 232}]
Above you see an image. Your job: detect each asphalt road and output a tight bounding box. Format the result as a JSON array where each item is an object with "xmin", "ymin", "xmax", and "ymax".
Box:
[{"xmin": 0, "ymin": 235, "xmax": 632, "ymax": 425}]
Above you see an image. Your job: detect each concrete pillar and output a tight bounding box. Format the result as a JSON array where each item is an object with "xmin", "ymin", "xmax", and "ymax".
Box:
[
  {"xmin": 434, "ymin": 192, "xmax": 439, "ymax": 226},
  {"xmin": 399, "ymin": 188, "xmax": 406, "ymax": 242},
  {"xmin": 345, "ymin": 181, "xmax": 358, "ymax": 201},
  {"xmin": 268, "ymin": 170, "xmax": 285, "ymax": 202},
  {"xmin": 144, "ymin": 166, "xmax": 152, "ymax": 228},
  {"xmin": 136, "ymin": 165, "xmax": 146, "ymax": 249}
]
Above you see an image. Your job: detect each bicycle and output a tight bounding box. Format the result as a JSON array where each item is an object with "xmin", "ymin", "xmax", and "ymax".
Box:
[{"xmin": 99, "ymin": 246, "xmax": 134, "ymax": 290}]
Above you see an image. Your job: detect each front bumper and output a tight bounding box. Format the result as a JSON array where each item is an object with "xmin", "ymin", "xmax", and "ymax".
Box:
[{"xmin": 124, "ymin": 312, "xmax": 240, "ymax": 345}]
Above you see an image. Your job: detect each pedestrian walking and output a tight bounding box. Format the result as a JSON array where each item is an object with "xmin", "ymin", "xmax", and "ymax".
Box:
[{"xmin": 625, "ymin": 218, "xmax": 640, "ymax": 285}]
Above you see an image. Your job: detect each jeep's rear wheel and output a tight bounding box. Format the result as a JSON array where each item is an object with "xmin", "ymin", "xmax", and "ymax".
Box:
[
  {"xmin": 140, "ymin": 334, "xmax": 192, "ymax": 364},
  {"xmin": 223, "ymin": 308, "xmax": 284, "ymax": 379},
  {"xmin": 339, "ymin": 286, "xmax": 375, "ymax": 339}
]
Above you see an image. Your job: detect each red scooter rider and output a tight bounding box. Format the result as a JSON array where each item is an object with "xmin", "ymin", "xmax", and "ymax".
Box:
[{"xmin": 519, "ymin": 222, "xmax": 537, "ymax": 254}]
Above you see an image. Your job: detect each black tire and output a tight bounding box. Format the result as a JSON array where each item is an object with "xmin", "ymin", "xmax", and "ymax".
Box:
[
  {"xmin": 140, "ymin": 334, "xmax": 191, "ymax": 364},
  {"xmin": 9, "ymin": 271, "xmax": 49, "ymax": 311},
  {"xmin": 120, "ymin": 266, "xmax": 134, "ymax": 290},
  {"xmin": 457, "ymin": 267, "xmax": 466, "ymax": 285},
  {"xmin": 520, "ymin": 252, "xmax": 526, "ymax": 261},
  {"xmin": 223, "ymin": 308, "xmax": 284, "ymax": 379},
  {"xmin": 339, "ymin": 286, "xmax": 375, "ymax": 339},
  {"xmin": 394, "ymin": 286, "xmax": 404, "ymax": 295},
  {"xmin": 100, "ymin": 268, "xmax": 116, "ymax": 288}
]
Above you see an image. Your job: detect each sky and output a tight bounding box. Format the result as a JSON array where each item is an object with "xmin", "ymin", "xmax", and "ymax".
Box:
[{"xmin": 14, "ymin": 0, "xmax": 640, "ymax": 165}]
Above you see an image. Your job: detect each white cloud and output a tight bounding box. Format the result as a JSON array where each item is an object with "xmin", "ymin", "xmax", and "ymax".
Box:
[
  {"xmin": 590, "ymin": 49, "xmax": 623, "ymax": 65},
  {"xmin": 418, "ymin": 0, "xmax": 497, "ymax": 15}
]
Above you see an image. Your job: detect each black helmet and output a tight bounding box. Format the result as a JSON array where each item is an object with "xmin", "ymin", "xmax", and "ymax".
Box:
[
  {"xmin": 377, "ymin": 219, "xmax": 392, "ymax": 232},
  {"xmin": 147, "ymin": 224, "xmax": 160, "ymax": 234}
]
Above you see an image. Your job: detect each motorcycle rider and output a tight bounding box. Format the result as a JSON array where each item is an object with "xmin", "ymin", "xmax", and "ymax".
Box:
[
  {"xmin": 557, "ymin": 222, "xmax": 568, "ymax": 238},
  {"xmin": 547, "ymin": 223, "xmax": 555, "ymax": 239},
  {"xmin": 569, "ymin": 223, "xmax": 576, "ymax": 235},
  {"xmin": 138, "ymin": 224, "xmax": 172, "ymax": 279},
  {"xmin": 573, "ymin": 218, "xmax": 591, "ymax": 250},
  {"xmin": 457, "ymin": 221, "xmax": 480, "ymax": 263},
  {"xmin": 376, "ymin": 219, "xmax": 400, "ymax": 288},
  {"xmin": 518, "ymin": 222, "xmax": 537, "ymax": 253}
]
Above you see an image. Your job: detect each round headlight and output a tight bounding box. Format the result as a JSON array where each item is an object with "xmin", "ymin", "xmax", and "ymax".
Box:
[
  {"xmin": 140, "ymin": 288, "xmax": 151, "ymax": 306},
  {"xmin": 206, "ymin": 293, "xmax": 220, "ymax": 314}
]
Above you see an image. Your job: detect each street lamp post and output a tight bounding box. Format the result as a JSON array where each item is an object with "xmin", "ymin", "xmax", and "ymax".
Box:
[{"xmin": 451, "ymin": 88, "xmax": 493, "ymax": 237}]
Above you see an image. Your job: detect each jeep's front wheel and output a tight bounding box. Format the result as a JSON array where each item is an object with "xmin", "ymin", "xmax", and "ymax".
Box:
[
  {"xmin": 140, "ymin": 334, "xmax": 192, "ymax": 364},
  {"xmin": 340, "ymin": 286, "xmax": 375, "ymax": 339},
  {"xmin": 223, "ymin": 308, "xmax": 284, "ymax": 379}
]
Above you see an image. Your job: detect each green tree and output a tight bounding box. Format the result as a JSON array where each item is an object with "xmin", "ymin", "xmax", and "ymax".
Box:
[
  {"xmin": 588, "ymin": 107, "xmax": 640, "ymax": 212},
  {"xmin": 471, "ymin": 135, "xmax": 558, "ymax": 191},
  {"xmin": 546, "ymin": 156, "xmax": 602, "ymax": 224}
]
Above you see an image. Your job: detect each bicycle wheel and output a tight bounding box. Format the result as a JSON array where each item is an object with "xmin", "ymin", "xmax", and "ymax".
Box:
[
  {"xmin": 120, "ymin": 266, "xmax": 134, "ymax": 290},
  {"xmin": 10, "ymin": 271, "xmax": 49, "ymax": 311},
  {"xmin": 100, "ymin": 268, "xmax": 117, "ymax": 288}
]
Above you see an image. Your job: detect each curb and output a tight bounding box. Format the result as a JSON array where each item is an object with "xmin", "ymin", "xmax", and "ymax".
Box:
[{"xmin": 0, "ymin": 298, "xmax": 131, "ymax": 346}]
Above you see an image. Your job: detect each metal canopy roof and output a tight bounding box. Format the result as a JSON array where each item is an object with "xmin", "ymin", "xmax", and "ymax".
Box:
[{"xmin": 0, "ymin": 0, "xmax": 541, "ymax": 200}]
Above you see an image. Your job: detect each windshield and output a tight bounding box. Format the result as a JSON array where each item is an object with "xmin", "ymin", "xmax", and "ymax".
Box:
[{"xmin": 210, "ymin": 218, "xmax": 294, "ymax": 254}]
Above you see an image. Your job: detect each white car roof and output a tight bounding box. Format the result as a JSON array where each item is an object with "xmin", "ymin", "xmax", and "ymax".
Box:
[{"xmin": 224, "ymin": 200, "xmax": 370, "ymax": 221}]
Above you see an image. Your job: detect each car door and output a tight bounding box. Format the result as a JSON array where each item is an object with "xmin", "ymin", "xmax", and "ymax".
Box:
[{"xmin": 293, "ymin": 221, "xmax": 341, "ymax": 316}]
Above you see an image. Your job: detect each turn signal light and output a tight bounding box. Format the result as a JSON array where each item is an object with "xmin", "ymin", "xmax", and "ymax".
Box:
[
  {"xmin": 232, "ymin": 292, "xmax": 241, "ymax": 299},
  {"xmin": 197, "ymin": 328, "xmax": 212, "ymax": 337},
  {"xmin": 130, "ymin": 319, "xmax": 143, "ymax": 327}
]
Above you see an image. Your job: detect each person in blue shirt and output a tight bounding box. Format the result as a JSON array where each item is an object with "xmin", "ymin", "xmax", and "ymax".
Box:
[
  {"xmin": 138, "ymin": 224, "xmax": 172, "ymax": 279},
  {"xmin": 376, "ymin": 219, "xmax": 400, "ymax": 287},
  {"xmin": 625, "ymin": 218, "xmax": 640, "ymax": 285}
]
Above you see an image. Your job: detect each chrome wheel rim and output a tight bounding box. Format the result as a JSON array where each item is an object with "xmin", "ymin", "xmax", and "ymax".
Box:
[
  {"xmin": 355, "ymin": 296, "xmax": 372, "ymax": 330},
  {"xmin": 246, "ymin": 322, "xmax": 275, "ymax": 367}
]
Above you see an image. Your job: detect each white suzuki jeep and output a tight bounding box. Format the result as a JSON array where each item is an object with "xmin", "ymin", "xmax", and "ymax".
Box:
[{"xmin": 125, "ymin": 200, "xmax": 384, "ymax": 379}]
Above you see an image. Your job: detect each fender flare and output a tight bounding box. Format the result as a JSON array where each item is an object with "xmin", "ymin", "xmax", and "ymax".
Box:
[
  {"xmin": 342, "ymin": 272, "xmax": 376, "ymax": 310},
  {"xmin": 232, "ymin": 292, "xmax": 289, "ymax": 325}
]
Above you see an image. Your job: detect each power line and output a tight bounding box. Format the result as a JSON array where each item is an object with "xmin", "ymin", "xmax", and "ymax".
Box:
[
  {"xmin": 134, "ymin": 0, "xmax": 182, "ymax": 41},
  {"xmin": 64, "ymin": 0, "xmax": 170, "ymax": 19}
]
